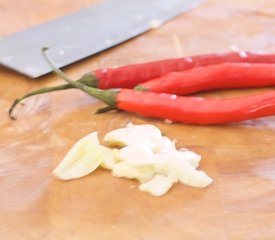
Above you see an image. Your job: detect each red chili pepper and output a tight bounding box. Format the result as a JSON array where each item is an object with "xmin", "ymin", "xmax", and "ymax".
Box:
[
  {"xmin": 53, "ymin": 82, "xmax": 275, "ymax": 125},
  {"xmin": 10, "ymin": 52, "xmax": 275, "ymax": 105},
  {"xmin": 9, "ymin": 50, "xmax": 275, "ymax": 119},
  {"xmin": 94, "ymin": 51, "xmax": 275, "ymax": 89},
  {"xmin": 10, "ymin": 48, "xmax": 275, "ymax": 125},
  {"xmin": 115, "ymin": 90, "xmax": 275, "ymax": 125},
  {"xmin": 135, "ymin": 63, "xmax": 275, "ymax": 95}
]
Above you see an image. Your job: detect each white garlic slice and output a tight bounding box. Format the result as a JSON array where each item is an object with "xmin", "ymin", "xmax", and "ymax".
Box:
[
  {"xmin": 173, "ymin": 158, "xmax": 213, "ymax": 188},
  {"xmin": 103, "ymin": 123, "xmax": 162, "ymax": 151},
  {"xmin": 112, "ymin": 161, "xmax": 155, "ymax": 183},
  {"xmin": 99, "ymin": 147, "xmax": 118, "ymax": 170},
  {"xmin": 139, "ymin": 175, "xmax": 175, "ymax": 196},
  {"xmin": 118, "ymin": 145, "xmax": 155, "ymax": 165},
  {"xmin": 53, "ymin": 132, "xmax": 103, "ymax": 180}
]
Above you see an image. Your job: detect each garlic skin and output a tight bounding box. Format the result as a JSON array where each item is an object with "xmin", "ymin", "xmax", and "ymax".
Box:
[{"xmin": 53, "ymin": 132, "xmax": 104, "ymax": 180}]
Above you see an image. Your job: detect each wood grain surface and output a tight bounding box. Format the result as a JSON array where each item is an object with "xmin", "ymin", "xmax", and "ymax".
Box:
[{"xmin": 1, "ymin": 0, "xmax": 275, "ymax": 239}]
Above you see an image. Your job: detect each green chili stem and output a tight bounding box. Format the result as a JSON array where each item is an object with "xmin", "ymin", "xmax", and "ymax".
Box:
[
  {"xmin": 9, "ymin": 84, "xmax": 74, "ymax": 119},
  {"xmin": 8, "ymin": 48, "xmax": 117, "ymax": 120},
  {"xmin": 95, "ymin": 105, "xmax": 116, "ymax": 114},
  {"xmin": 134, "ymin": 85, "xmax": 149, "ymax": 91},
  {"xmin": 42, "ymin": 47, "xmax": 118, "ymax": 107}
]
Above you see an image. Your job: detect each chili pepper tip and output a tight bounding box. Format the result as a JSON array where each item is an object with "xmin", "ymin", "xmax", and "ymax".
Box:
[{"xmin": 8, "ymin": 98, "xmax": 21, "ymax": 120}]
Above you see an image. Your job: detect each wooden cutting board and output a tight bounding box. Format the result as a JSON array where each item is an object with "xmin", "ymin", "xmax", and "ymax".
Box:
[{"xmin": 1, "ymin": 0, "xmax": 275, "ymax": 239}]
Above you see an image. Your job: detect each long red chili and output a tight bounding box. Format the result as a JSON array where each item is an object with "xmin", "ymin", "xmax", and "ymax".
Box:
[
  {"xmin": 94, "ymin": 51, "xmax": 275, "ymax": 89},
  {"xmin": 135, "ymin": 63, "xmax": 275, "ymax": 95},
  {"xmin": 9, "ymin": 51, "xmax": 275, "ymax": 110},
  {"xmin": 11, "ymin": 48, "xmax": 275, "ymax": 125},
  {"xmin": 116, "ymin": 90, "xmax": 275, "ymax": 125},
  {"xmin": 51, "ymin": 81, "xmax": 275, "ymax": 125}
]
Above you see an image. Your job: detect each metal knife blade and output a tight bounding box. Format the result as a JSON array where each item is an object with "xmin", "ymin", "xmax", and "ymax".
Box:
[{"xmin": 0, "ymin": 0, "xmax": 204, "ymax": 78}]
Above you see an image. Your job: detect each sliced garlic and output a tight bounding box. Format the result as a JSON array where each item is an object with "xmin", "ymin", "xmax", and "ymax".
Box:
[
  {"xmin": 152, "ymin": 157, "xmax": 174, "ymax": 176},
  {"xmin": 112, "ymin": 161, "xmax": 154, "ymax": 183},
  {"xmin": 103, "ymin": 123, "xmax": 162, "ymax": 151},
  {"xmin": 154, "ymin": 136, "xmax": 176, "ymax": 153},
  {"xmin": 99, "ymin": 146, "xmax": 117, "ymax": 170},
  {"xmin": 152, "ymin": 151, "xmax": 211, "ymax": 188},
  {"xmin": 175, "ymin": 150, "xmax": 201, "ymax": 168},
  {"xmin": 112, "ymin": 148, "xmax": 122, "ymax": 161},
  {"xmin": 139, "ymin": 175, "xmax": 175, "ymax": 196},
  {"xmin": 173, "ymin": 158, "xmax": 213, "ymax": 188},
  {"xmin": 53, "ymin": 123, "xmax": 213, "ymax": 197},
  {"xmin": 53, "ymin": 132, "xmax": 103, "ymax": 180},
  {"xmin": 118, "ymin": 145, "xmax": 155, "ymax": 165}
]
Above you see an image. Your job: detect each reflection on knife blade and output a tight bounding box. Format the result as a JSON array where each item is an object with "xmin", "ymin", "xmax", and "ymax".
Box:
[{"xmin": 0, "ymin": 0, "xmax": 204, "ymax": 78}]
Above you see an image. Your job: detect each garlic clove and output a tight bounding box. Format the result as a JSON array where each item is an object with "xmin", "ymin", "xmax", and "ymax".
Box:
[
  {"xmin": 112, "ymin": 161, "xmax": 154, "ymax": 183},
  {"xmin": 53, "ymin": 132, "xmax": 103, "ymax": 180},
  {"xmin": 152, "ymin": 151, "xmax": 211, "ymax": 188},
  {"xmin": 103, "ymin": 123, "xmax": 162, "ymax": 151},
  {"xmin": 173, "ymin": 158, "xmax": 212, "ymax": 188},
  {"xmin": 118, "ymin": 145, "xmax": 155, "ymax": 165},
  {"xmin": 175, "ymin": 150, "xmax": 201, "ymax": 168},
  {"xmin": 153, "ymin": 136, "xmax": 176, "ymax": 153},
  {"xmin": 99, "ymin": 146, "xmax": 118, "ymax": 170},
  {"xmin": 139, "ymin": 175, "xmax": 175, "ymax": 196}
]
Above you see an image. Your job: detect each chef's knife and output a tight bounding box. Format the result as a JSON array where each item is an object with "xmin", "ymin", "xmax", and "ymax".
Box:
[{"xmin": 0, "ymin": 0, "xmax": 204, "ymax": 78}]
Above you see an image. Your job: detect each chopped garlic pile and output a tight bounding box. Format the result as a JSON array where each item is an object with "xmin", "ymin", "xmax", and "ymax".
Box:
[{"xmin": 53, "ymin": 123, "xmax": 212, "ymax": 196}]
